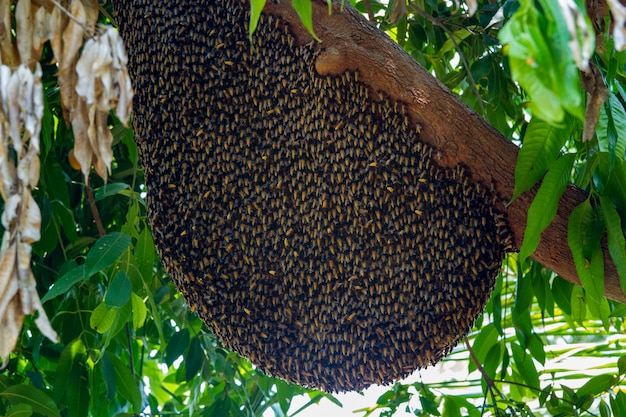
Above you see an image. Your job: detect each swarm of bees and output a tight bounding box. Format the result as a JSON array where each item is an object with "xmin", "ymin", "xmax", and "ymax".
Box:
[{"xmin": 116, "ymin": 0, "xmax": 513, "ymax": 391}]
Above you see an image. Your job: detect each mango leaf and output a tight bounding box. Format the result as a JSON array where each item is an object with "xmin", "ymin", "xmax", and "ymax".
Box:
[
  {"xmin": 512, "ymin": 117, "xmax": 570, "ymax": 201},
  {"xmin": 292, "ymin": 0, "xmax": 321, "ymax": 41},
  {"xmin": 592, "ymin": 154, "xmax": 626, "ymax": 215},
  {"xmin": 130, "ymin": 292, "xmax": 148, "ymax": 331},
  {"xmin": 499, "ymin": 0, "xmax": 583, "ymax": 123},
  {"xmin": 41, "ymin": 265, "xmax": 85, "ymax": 303},
  {"xmin": 135, "ymin": 225, "xmax": 156, "ymax": 283},
  {"xmin": 90, "ymin": 302, "xmax": 118, "ymax": 334},
  {"xmin": 185, "ymin": 337, "xmax": 204, "ymax": 381},
  {"xmin": 107, "ymin": 355, "xmax": 142, "ymax": 411},
  {"xmin": 50, "ymin": 200, "xmax": 78, "ymax": 243},
  {"xmin": 570, "ymin": 285, "xmax": 586, "ymax": 324},
  {"xmin": 84, "ymin": 232, "xmax": 132, "ymax": 277},
  {"xmin": 598, "ymin": 93, "xmax": 626, "ymax": 164},
  {"xmin": 511, "ymin": 343, "xmax": 540, "ymax": 389},
  {"xmin": 519, "ymin": 153, "xmax": 575, "ymax": 261},
  {"xmin": 53, "ymin": 339, "xmax": 86, "ymax": 402},
  {"xmin": 0, "ymin": 385, "xmax": 61, "ymax": 417},
  {"xmin": 577, "ymin": 374, "xmax": 618, "ymax": 398},
  {"xmin": 93, "ymin": 183, "xmax": 130, "ymax": 202},
  {"xmin": 249, "ymin": 0, "xmax": 267, "ymax": 41},
  {"xmin": 105, "ymin": 271, "xmax": 132, "ymax": 308},
  {"xmin": 468, "ymin": 323, "xmax": 499, "ymax": 373},
  {"xmin": 164, "ymin": 329, "xmax": 190, "ymax": 367},
  {"xmin": 100, "ymin": 353, "xmax": 116, "ymax": 403},
  {"xmin": 568, "ymin": 200, "xmax": 610, "ymax": 325},
  {"xmin": 600, "ymin": 195, "xmax": 626, "ymax": 292},
  {"xmin": 5, "ymin": 403, "xmax": 33, "ymax": 417}
]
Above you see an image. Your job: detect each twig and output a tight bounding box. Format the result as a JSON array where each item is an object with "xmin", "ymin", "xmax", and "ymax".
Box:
[
  {"xmin": 125, "ymin": 323, "xmax": 135, "ymax": 377},
  {"xmin": 464, "ymin": 335, "xmax": 494, "ymax": 387},
  {"xmin": 362, "ymin": 0, "xmax": 376, "ymax": 23},
  {"xmin": 48, "ymin": 0, "xmax": 95, "ymax": 37},
  {"xmin": 409, "ymin": 3, "xmax": 487, "ymax": 120},
  {"xmin": 85, "ymin": 185, "xmax": 105, "ymax": 237}
]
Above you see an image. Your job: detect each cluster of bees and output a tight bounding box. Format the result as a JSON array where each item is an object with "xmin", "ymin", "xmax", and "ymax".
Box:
[{"xmin": 116, "ymin": 0, "xmax": 513, "ymax": 391}]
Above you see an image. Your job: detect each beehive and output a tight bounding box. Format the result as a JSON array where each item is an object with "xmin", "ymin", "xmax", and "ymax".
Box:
[{"xmin": 114, "ymin": 0, "xmax": 513, "ymax": 391}]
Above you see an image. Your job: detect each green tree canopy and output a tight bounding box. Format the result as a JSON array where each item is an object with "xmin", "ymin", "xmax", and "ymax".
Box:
[{"xmin": 2, "ymin": 0, "xmax": 626, "ymax": 416}]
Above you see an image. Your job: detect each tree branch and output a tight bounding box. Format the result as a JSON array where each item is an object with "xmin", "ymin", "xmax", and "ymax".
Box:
[{"xmin": 263, "ymin": 0, "xmax": 625, "ymax": 303}]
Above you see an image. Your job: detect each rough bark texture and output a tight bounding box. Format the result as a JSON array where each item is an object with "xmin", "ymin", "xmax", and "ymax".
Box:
[{"xmin": 265, "ymin": 0, "xmax": 625, "ymax": 302}]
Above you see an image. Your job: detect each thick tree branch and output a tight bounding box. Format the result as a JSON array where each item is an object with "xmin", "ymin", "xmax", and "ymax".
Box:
[{"xmin": 264, "ymin": 0, "xmax": 625, "ymax": 302}]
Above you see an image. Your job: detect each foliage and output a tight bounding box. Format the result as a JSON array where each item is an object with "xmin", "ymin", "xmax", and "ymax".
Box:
[{"xmin": 3, "ymin": 0, "xmax": 626, "ymax": 416}]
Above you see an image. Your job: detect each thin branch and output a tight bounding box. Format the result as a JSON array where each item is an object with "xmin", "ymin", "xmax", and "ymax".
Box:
[
  {"xmin": 125, "ymin": 323, "xmax": 135, "ymax": 377},
  {"xmin": 464, "ymin": 336, "xmax": 495, "ymax": 388},
  {"xmin": 362, "ymin": 0, "xmax": 376, "ymax": 24},
  {"xmin": 408, "ymin": 3, "xmax": 487, "ymax": 119},
  {"xmin": 85, "ymin": 185, "xmax": 106, "ymax": 237}
]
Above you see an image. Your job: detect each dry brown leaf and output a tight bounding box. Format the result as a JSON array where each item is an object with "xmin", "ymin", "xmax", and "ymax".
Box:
[
  {"xmin": 59, "ymin": 0, "xmax": 86, "ymax": 124},
  {"xmin": 94, "ymin": 109, "xmax": 113, "ymax": 179},
  {"xmin": 16, "ymin": 0, "xmax": 35, "ymax": 67},
  {"xmin": 82, "ymin": 0, "xmax": 100, "ymax": 34},
  {"xmin": 0, "ymin": 297, "xmax": 24, "ymax": 367},
  {"xmin": 0, "ymin": 0, "xmax": 20, "ymax": 67},
  {"xmin": 608, "ymin": 0, "xmax": 626, "ymax": 50},
  {"xmin": 32, "ymin": 5, "xmax": 48, "ymax": 61},
  {"xmin": 0, "ymin": 60, "xmax": 56, "ymax": 366},
  {"xmin": 466, "ymin": 0, "xmax": 478, "ymax": 16},
  {"xmin": 71, "ymin": 97, "xmax": 93, "ymax": 180},
  {"xmin": 73, "ymin": 26, "xmax": 133, "ymax": 182},
  {"xmin": 19, "ymin": 193, "xmax": 41, "ymax": 244},
  {"xmin": 48, "ymin": 6, "xmax": 65, "ymax": 65},
  {"xmin": 0, "ymin": 240, "xmax": 18, "ymax": 319}
]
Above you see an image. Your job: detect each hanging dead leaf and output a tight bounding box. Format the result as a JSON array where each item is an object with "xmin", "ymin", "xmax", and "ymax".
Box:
[
  {"xmin": 15, "ymin": 0, "xmax": 35, "ymax": 68},
  {"xmin": 0, "ymin": 0, "xmax": 20, "ymax": 67},
  {"xmin": 608, "ymin": 0, "xmax": 626, "ymax": 50},
  {"xmin": 59, "ymin": 0, "xmax": 86, "ymax": 124}
]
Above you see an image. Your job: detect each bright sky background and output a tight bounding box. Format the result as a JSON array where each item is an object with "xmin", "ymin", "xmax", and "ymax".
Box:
[{"xmin": 284, "ymin": 357, "xmax": 474, "ymax": 417}]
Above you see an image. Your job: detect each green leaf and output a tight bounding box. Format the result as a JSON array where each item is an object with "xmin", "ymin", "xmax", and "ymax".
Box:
[
  {"xmin": 512, "ymin": 117, "xmax": 570, "ymax": 201},
  {"xmin": 50, "ymin": 200, "xmax": 78, "ymax": 243},
  {"xmin": 249, "ymin": 0, "xmax": 267, "ymax": 41},
  {"xmin": 499, "ymin": 0, "xmax": 584, "ymax": 123},
  {"xmin": 511, "ymin": 343, "xmax": 540, "ymax": 389},
  {"xmin": 53, "ymin": 339, "xmax": 86, "ymax": 402},
  {"xmin": 100, "ymin": 352, "xmax": 116, "ymax": 403},
  {"xmin": 41, "ymin": 265, "xmax": 85, "ymax": 303},
  {"xmin": 577, "ymin": 374, "xmax": 617, "ymax": 398},
  {"xmin": 0, "ymin": 385, "xmax": 61, "ymax": 417},
  {"xmin": 619, "ymin": 355, "xmax": 626, "ymax": 375},
  {"xmin": 598, "ymin": 93, "xmax": 626, "ymax": 163},
  {"xmin": 93, "ymin": 183, "xmax": 130, "ymax": 202},
  {"xmin": 570, "ymin": 285, "xmax": 586, "ymax": 323},
  {"xmin": 105, "ymin": 271, "xmax": 132, "ymax": 308},
  {"xmin": 600, "ymin": 195, "xmax": 626, "ymax": 292},
  {"xmin": 469, "ymin": 323, "xmax": 499, "ymax": 373},
  {"xmin": 130, "ymin": 292, "xmax": 148, "ymax": 331},
  {"xmin": 164, "ymin": 329, "xmax": 190, "ymax": 367},
  {"xmin": 107, "ymin": 355, "xmax": 142, "ymax": 411},
  {"xmin": 136, "ymin": 225, "xmax": 156, "ymax": 283},
  {"xmin": 291, "ymin": 0, "xmax": 321, "ymax": 41},
  {"xmin": 6, "ymin": 403, "xmax": 33, "ymax": 417},
  {"xmin": 90, "ymin": 302, "xmax": 118, "ymax": 334},
  {"xmin": 600, "ymin": 399, "xmax": 611, "ymax": 417},
  {"xmin": 569, "ymin": 199, "xmax": 608, "ymax": 322},
  {"xmin": 84, "ymin": 232, "xmax": 132, "ymax": 278},
  {"xmin": 519, "ymin": 153, "xmax": 575, "ymax": 261},
  {"xmin": 185, "ymin": 337, "xmax": 204, "ymax": 381}
]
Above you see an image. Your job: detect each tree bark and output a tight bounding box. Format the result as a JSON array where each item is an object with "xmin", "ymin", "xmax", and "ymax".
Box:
[{"xmin": 263, "ymin": 0, "xmax": 625, "ymax": 302}]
